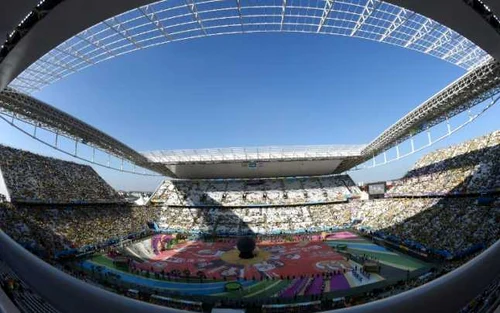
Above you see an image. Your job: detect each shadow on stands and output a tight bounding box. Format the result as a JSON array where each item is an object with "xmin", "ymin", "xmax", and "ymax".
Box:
[
  {"xmin": 185, "ymin": 192, "xmax": 255, "ymax": 237},
  {"xmin": 404, "ymin": 143, "xmax": 497, "ymax": 179},
  {"xmin": 375, "ymin": 174, "xmax": 499, "ymax": 261},
  {"xmin": 170, "ymin": 175, "xmax": 355, "ymax": 193}
]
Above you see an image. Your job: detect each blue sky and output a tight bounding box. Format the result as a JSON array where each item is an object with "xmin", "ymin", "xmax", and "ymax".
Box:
[{"xmin": 1, "ymin": 33, "xmax": 499, "ymax": 191}]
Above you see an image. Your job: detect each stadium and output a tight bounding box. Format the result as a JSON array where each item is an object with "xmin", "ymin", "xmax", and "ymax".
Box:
[{"xmin": 0, "ymin": 0, "xmax": 499, "ymax": 313}]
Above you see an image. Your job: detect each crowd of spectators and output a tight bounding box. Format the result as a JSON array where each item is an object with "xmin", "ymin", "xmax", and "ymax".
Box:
[
  {"xmin": 0, "ymin": 131, "xmax": 499, "ymax": 312},
  {"xmin": 0, "ymin": 195, "xmax": 495, "ymax": 260},
  {"xmin": 0, "ymin": 130, "xmax": 496, "ymax": 255},
  {"xmin": 0, "ymin": 145, "xmax": 123, "ymax": 203},
  {"xmin": 388, "ymin": 130, "xmax": 500, "ymax": 195},
  {"xmin": 158, "ymin": 194, "xmax": 499, "ymax": 256},
  {"xmin": 384, "ymin": 198, "xmax": 498, "ymax": 255},
  {"xmin": 0, "ymin": 203, "xmax": 158, "ymax": 256},
  {"xmin": 157, "ymin": 203, "xmax": 354, "ymax": 235},
  {"xmin": 151, "ymin": 175, "xmax": 360, "ymax": 206},
  {"xmin": 354, "ymin": 197, "xmax": 500, "ymax": 256},
  {"xmin": 1, "ymin": 192, "xmax": 497, "ymax": 259}
]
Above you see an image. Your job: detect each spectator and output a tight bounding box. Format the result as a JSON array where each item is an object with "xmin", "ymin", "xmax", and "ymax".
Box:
[{"xmin": 0, "ymin": 145, "xmax": 123, "ymax": 203}]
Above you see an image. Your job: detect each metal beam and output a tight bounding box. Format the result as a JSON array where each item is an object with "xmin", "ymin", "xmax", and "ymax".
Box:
[
  {"xmin": 280, "ymin": 0, "xmax": 287, "ymax": 31},
  {"xmin": 103, "ymin": 16, "xmax": 142, "ymax": 49},
  {"xmin": 15, "ymin": 75, "xmax": 50, "ymax": 86},
  {"xmin": 442, "ymin": 37, "xmax": 472, "ymax": 61},
  {"xmin": 76, "ymin": 31, "xmax": 117, "ymax": 59},
  {"xmin": 425, "ymin": 28, "xmax": 453, "ymax": 53},
  {"xmin": 404, "ymin": 17, "xmax": 434, "ymax": 47},
  {"xmin": 317, "ymin": 0, "xmax": 334, "ymax": 33},
  {"xmin": 361, "ymin": 59, "xmax": 500, "ymax": 158},
  {"xmin": 37, "ymin": 56, "xmax": 77, "ymax": 75},
  {"xmin": 139, "ymin": 5, "xmax": 173, "ymax": 42},
  {"xmin": 351, "ymin": 0, "xmax": 380, "ymax": 36},
  {"xmin": 185, "ymin": 0, "xmax": 207, "ymax": 35},
  {"xmin": 235, "ymin": 0, "xmax": 245, "ymax": 32},
  {"xmin": 3, "ymin": 0, "xmax": 496, "ymax": 95},
  {"xmin": 351, "ymin": 96, "xmax": 498, "ymax": 172},
  {"xmin": 23, "ymin": 66, "xmax": 62, "ymax": 80},
  {"xmin": 11, "ymin": 78, "xmax": 37, "ymax": 91},
  {"xmin": 2, "ymin": 0, "xmax": 500, "ymax": 95},
  {"xmin": 54, "ymin": 46, "xmax": 94, "ymax": 65},
  {"xmin": 456, "ymin": 46, "xmax": 482, "ymax": 66},
  {"xmin": 379, "ymin": 8, "xmax": 413, "ymax": 41},
  {"xmin": 0, "ymin": 88, "xmax": 175, "ymax": 177}
]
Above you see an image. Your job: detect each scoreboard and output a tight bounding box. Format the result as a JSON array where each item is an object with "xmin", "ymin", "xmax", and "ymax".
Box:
[{"xmin": 368, "ymin": 183, "xmax": 386, "ymax": 195}]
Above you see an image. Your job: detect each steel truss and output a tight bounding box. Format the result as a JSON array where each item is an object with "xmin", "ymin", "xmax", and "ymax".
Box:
[
  {"xmin": 8, "ymin": 0, "xmax": 490, "ymax": 94},
  {"xmin": 361, "ymin": 58, "xmax": 500, "ymax": 159},
  {"xmin": 350, "ymin": 95, "xmax": 499, "ymax": 171},
  {"xmin": 2, "ymin": 54, "xmax": 500, "ymax": 176},
  {"xmin": 0, "ymin": 88, "xmax": 172, "ymax": 176}
]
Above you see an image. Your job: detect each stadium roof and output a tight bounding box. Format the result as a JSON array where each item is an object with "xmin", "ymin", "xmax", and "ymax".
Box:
[
  {"xmin": 160, "ymin": 159, "xmax": 354, "ymax": 178},
  {"xmin": 362, "ymin": 58, "xmax": 500, "ymax": 158},
  {"xmin": 0, "ymin": 87, "xmax": 174, "ymax": 177},
  {"xmin": 143, "ymin": 145, "xmax": 365, "ymax": 164},
  {"xmin": 0, "ymin": 0, "xmax": 499, "ymax": 178},
  {"xmin": 1, "ymin": 0, "xmax": 497, "ymax": 93},
  {"xmin": 142, "ymin": 145, "xmax": 365, "ymax": 178}
]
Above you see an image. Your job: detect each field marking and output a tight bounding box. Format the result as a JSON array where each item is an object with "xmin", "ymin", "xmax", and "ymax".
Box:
[
  {"xmin": 244, "ymin": 280, "xmax": 282, "ymax": 298},
  {"xmin": 347, "ymin": 247, "xmax": 399, "ymax": 255},
  {"xmin": 211, "ymin": 281, "xmax": 269, "ymax": 296},
  {"xmin": 377, "ymin": 260, "xmax": 418, "ymax": 271},
  {"xmin": 347, "ymin": 249, "xmax": 423, "ymax": 270},
  {"xmin": 85, "ymin": 260, "xmax": 256, "ymax": 289}
]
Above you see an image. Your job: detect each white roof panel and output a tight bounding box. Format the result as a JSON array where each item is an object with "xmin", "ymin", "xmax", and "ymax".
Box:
[{"xmin": 142, "ymin": 144, "xmax": 365, "ymax": 164}]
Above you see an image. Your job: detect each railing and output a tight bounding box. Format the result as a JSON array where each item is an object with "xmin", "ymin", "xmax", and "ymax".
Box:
[
  {"xmin": 0, "ymin": 229, "xmax": 498, "ymax": 313},
  {"xmin": 0, "ymin": 287, "xmax": 19, "ymax": 313},
  {"xmin": 0, "ymin": 230, "xmax": 186, "ymax": 313}
]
